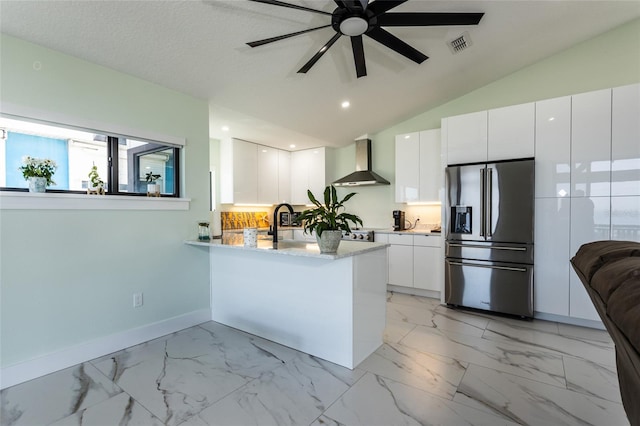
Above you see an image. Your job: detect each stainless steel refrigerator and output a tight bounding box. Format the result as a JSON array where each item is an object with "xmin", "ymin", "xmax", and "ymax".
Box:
[{"xmin": 444, "ymin": 158, "xmax": 534, "ymax": 318}]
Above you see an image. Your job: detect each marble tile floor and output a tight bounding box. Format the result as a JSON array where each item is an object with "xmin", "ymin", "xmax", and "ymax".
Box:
[{"xmin": 1, "ymin": 292, "xmax": 629, "ymax": 426}]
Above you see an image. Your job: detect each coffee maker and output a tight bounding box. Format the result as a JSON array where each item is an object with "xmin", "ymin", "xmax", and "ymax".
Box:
[{"xmin": 393, "ymin": 210, "xmax": 406, "ymax": 231}]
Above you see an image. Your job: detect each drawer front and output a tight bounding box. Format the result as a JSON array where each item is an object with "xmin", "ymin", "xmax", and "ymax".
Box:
[
  {"xmin": 388, "ymin": 233, "xmax": 414, "ymax": 245},
  {"xmin": 444, "ymin": 259, "xmax": 533, "ymax": 317},
  {"xmin": 413, "ymin": 234, "xmax": 442, "ymax": 247},
  {"xmin": 445, "ymin": 241, "xmax": 533, "ymax": 264}
]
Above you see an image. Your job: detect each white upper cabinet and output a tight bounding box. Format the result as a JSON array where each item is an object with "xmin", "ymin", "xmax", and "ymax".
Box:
[
  {"xmin": 220, "ymin": 138, "xmax": 257, "ymax": 204},
  {"xmin": 221, "ymin": 139, "xmax": 292, "ymax": 205},
  {"xmin": 257, "ymin": 145, "xmax": 279, "ymax": 204},
  {"xmin": 395, "ymin": 132, "xmax": 420, "ymax": 203},
  {"xmin": 488, "ymin": 102, "xmax": 535, "ymax": 161},
  {"xmin": 612, "ymin": 83, "xmax": 640, "ymax": 196},
  {"xmin": 446, "ymin": 111, "xmax": 488, "ymax": 165},
  {"xmin": 395, "ymin": 129, "xmax": 441, "ymax": 203},
  {"xmin": 571, "ymin": 89, "xmax": 612, "ymax": 198},
  {"xmin": 419, "ymin": 129, "xmax": 442, "ymax": 202},
  {"xmin": 535, "ymin": 96, "xmax": 572, "ymax": 198},
  {"xmin": 278, "ymin": 150, "xmax": 291, "ymax": 203},
  {"xmin": 291, "ymin": 147, "xmax": 327, "ymax": 204}
]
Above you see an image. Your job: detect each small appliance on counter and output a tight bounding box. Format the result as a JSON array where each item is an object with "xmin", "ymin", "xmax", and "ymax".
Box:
[{"xmin": 393, "ymin": 210, "xmax": 406, "ymax": 231}]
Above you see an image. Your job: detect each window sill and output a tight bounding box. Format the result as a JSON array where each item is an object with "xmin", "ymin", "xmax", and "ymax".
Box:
[{"xmin": 0, "ymin": 192, "xmax": 191, "ymax": 210}]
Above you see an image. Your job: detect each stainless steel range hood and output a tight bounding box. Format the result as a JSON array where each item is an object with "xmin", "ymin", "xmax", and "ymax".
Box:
[{"xmin": 333, "ymin": 139, "xmax": 390, "ymax": 187}]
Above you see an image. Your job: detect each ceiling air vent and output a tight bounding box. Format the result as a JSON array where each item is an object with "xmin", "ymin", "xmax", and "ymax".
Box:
[{"xmin": 448, "ymin": 32, "xmax": 472, "ymax": 54}]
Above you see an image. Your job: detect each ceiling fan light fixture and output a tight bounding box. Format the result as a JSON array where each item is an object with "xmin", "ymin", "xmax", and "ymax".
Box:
[{"xmin": 340, "ymin": 17, "xmax": 368, "ymax": 36}]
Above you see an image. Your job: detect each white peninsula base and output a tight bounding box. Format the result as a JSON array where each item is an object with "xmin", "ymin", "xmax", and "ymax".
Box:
[{"xmin": 208, "ymin": 242, "xmax": 388, "ymax": 369}]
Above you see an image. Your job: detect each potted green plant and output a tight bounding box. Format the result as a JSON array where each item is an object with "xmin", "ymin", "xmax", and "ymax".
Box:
[
  {"xmin": 297, "ymin": 185, "xmax": 363, "ymax": 253},
  {"xmin": 145, "ymin": 171, "xmax": 161, "ymax": 195},
  {"xmin": 87, "ymin": 163, "xmax": 105, "ymax": 194},
  {"xmin": 19, "ymin": 156, "xmax": 57, "ymax": 193}
]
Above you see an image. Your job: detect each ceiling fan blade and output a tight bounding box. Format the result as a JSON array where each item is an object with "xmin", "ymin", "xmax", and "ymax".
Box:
[
  {"xmin": 377, "ymin": 12, "xmax": 484, "ymax": 26},
  {"xmin": 368, "ymin": 0, "xmax": 407, "ymax": 16},
  {"xmin": 366, "ymin": 27, "xmax": 428, "ymax": 64},
  {"xmin": 351, "ymin": 35, "xmax": 367, "ymax": 78},
  {"xmin": 338, "ymin": 0, "xmax": 368, "ymax": 12},
  {"xmin": 247, "ymin": 25, "xmax": 331, "ymax": 48},
  {"xmin": 249, "ymin": 0, "xmax": 331, "ymax": 16},
  {"xmin": 298, "ymin": 33, "xmax": 342, "ymax": 74}
]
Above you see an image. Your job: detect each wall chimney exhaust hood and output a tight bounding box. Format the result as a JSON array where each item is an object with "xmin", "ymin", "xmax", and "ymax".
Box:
[{"xmin": 333, "ymin": 139, "xmax": 390, "ymax": 187}]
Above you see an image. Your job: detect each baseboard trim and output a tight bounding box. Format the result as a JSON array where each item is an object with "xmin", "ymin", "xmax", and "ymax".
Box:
[
  {"xmin": 387, "ymin": 285, "xmax": 441, "ymax": 300},
  {"xmin": 0, "ymin": 309, "xmax": 211, "ymax": 390},
  {"xmin": 534, "ymin": 311, "xmax": 605, "ymax": 330}
]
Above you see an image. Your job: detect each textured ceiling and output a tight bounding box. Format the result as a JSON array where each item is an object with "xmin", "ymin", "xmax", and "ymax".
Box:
[{"xmin": 1, "ymin": 0, "xmax": 639, "ymax": 150}]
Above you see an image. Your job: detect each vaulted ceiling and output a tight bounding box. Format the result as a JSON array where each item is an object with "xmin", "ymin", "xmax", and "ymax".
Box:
[{"xmin": 1, "ymin": 1, "xmax": 639, "ymax": 150}]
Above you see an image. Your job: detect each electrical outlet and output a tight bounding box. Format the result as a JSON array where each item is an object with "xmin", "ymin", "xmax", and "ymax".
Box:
[{"xmin": 133, "ymin": 292, "xmax": 143, "ymax": 308}]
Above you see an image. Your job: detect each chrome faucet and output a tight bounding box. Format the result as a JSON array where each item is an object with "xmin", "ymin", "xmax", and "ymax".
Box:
[{"xmin": 270, "ymin": 203, "xmax": 294, "ymax": 249}]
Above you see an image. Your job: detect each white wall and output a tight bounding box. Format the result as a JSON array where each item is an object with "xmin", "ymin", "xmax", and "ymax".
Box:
[{"xmin": 0, "ymin": 35, "xmax": 211, "ymax": 373}]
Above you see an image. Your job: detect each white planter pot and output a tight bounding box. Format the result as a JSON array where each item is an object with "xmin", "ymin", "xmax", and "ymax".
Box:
[
  {"xmin": 28, "ymin": 177, "xmax": 47, "ymax": 193},
  {"xmin": 147, "ymin": 183, "xmax": 160, "ymax": 194},
  {"xmin": 316, "ymin": 230, "xmax": 343, "ymax": 254}
]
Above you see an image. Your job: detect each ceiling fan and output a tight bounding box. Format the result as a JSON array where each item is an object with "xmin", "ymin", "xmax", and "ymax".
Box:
[{"xmin": 246, "ymin": 0, "xmax": 484, "ymax": 78}]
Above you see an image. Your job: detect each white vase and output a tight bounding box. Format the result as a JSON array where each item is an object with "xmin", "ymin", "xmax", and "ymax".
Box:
[
  {"xmin": 316, "ymin": 230, "xmax": 343, "ymax": 254},
  {"xmin": 147, "ymin": 183, "xmax": 159, "ymax": 194},
  {"xmin": 28, "ymin": 177, "xmax": 47, "ymax": 193}
]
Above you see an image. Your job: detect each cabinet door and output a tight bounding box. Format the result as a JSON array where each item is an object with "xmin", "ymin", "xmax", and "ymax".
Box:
[
  {"xmin": 571, "ymin": 89, "xmax": 612, "ymax": 198},
  {"xmin": 307, "ymin": 148, "xmax": 326, "ymax": 198},
  {"xmin": 388, "ymin": 244, "xmax": 413, "ymax": 287},
  {"xmin": 569, "ymin": 196, "xmax": 610, "ymax": 321},
  {"xmin": 413, "ymin": 246, "xmax": 442, "ymax": 291},
  {"xmin": 374, "ymin": 233, "xmax": 389, "ymax": 243},
  {"xmin": 612, "ymin": 83, "xmax": 640, "ymax": 196},
  {"xmin": 419, "ymin": 129, "xmax": 441, "ymax": 202},
  {"xmin": 534, "ymin": 198, "xmax": 570, "ymax": 316},
  {"xmin": 232, "ymin": 139, "xmax": 258, "ymax": 204},
  {"xmin": 290, "ymin": 150, "xmax": 309, "ymax": 204},
  {"xmin": 535, "ymin": 96, "xmax": 571, "ymax": 198},
  {"xmin": 611, "ymin": 196, "xmax": 640, "ymax": 242},
  {"xmin": 446, "ymin": 111, "xmax": 488, "ymax": 165},
  {"xmin": 278, "ymin": 150, "xmax": 291, "ymax": 203},
  {"xmin": 488, "ymin": 102, "xmax": 535, "ymax": 161},
  {"xmin": 257, "ymin": 145, "xmax": 279, "ymax": 204},
  {"xmin": 395, "ymin": 132, "xmax": 420, "ymax": 202}
]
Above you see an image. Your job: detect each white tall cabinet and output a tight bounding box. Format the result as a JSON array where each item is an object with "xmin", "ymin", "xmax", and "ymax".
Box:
[
  {"xmin": 534, "ymin": 83, "xmax": 640, "ymax": 322},
  {"xmin": 395, "ymin": 129, "xmax": 441, "ymax": 203}
]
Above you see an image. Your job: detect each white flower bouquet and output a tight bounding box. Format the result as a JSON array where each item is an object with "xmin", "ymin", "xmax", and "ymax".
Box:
[{"xmin": 19, "ymin": 156, "xmax": 57, "ymax": 186}]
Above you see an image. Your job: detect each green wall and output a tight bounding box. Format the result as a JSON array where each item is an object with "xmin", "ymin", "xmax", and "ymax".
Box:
[
  {"xmin": 333, "ymin": 18, "xmax": 640, "ymax": 228},
  {"xmin": 0, "ymin": 35, "xmax": 211, "ymax": 367}
]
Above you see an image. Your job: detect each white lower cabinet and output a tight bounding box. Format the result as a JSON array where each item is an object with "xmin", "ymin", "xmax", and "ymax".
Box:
[
  {"xmin": 388, "ymin": 245, "xmax": 413, "ymax": 287},
  {"xmin": 386, "ymin": 233, "xmax": 443, "ymax": 292}
]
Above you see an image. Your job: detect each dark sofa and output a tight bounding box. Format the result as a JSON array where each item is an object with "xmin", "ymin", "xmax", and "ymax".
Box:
[{"xmin": 571, "ymin": 240, "xmax": 640, "ymax": 426}]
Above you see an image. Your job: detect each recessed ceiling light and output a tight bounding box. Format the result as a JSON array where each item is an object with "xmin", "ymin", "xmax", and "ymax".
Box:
[
  {"xmin": 221, "ymin": 126, "xmax": 230, "ymax": 131},
  {"xmin": 404, "ymin": 135, "xmax": 410, "ymax": 139},
  {"xmin": 289, "ymin": 144, "xmax": 296, "ymax": 149},
  {"xmin": 341, "ymin": 101, "xmax": 350, "ymax": 109}
]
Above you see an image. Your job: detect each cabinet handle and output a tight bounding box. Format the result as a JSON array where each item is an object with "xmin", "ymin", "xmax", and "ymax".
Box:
[
  {"xmin": 480, "ymin": 168, "xmax": 486, "ymax": 237},
  {"xmin": 448, "ymin": 261, "xmax": 527, "ymax": 273},
  {"xmin": 448, "ymin": 243, "xmax": 527, "ymax": 251}
]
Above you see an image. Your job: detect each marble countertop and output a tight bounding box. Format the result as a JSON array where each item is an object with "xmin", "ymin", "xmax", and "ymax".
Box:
[{"xmin": 185, "ymin": 236, "xmax": 388, "ymax": 260}]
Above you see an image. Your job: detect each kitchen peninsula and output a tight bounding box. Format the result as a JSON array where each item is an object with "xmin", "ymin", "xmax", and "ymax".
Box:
[{"xmin": 186, "ymin": 237, "xmax": 389, "ymax": 369}]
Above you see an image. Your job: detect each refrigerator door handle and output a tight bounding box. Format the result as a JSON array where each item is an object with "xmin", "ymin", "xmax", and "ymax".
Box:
[
  {"xmin": 486, "ymin": 168, "xmax": 493, "ymax": 238},
  {"xmin": 480, "ymin": 168, "xmax": 486, "ymax": 237},
  {"xmin": 448, "ymin": 261, "xmax": 528, "ymax": 273},
  {"xmin": 448, "ymin": 243, "xmax": 527, "ymax": 251}
]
